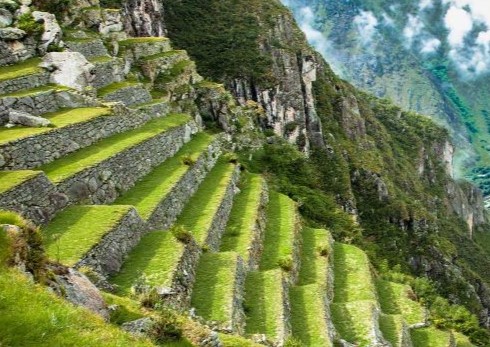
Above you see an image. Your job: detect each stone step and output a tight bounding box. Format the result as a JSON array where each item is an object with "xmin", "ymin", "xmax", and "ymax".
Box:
[
  {"xmin": 139, "ymin": 50, "xmax": 189, "ymax": 83},
  {"xmin": 411, "ymin": 327, "xmax": 455, "ymax": 347},
  {"xmin": 65, "ymin": 37, "xmax": 110, "ymax": 59},
  {"xmin": 191, "ymin": 252, "xmax": 246, "ymax": 334},
  {"xmin": 379, "ymin": 314, "xmax": 412, "ymax": 347},
  {"xmin": 332, "ymin": 243, "xmax": 388, "ymax": 346},
  {"xmin": 259, "ymin": 192, "xmax": 301, "ymax": 283},
  {"xmin": 220, "ymin": 173, "xmax": 268, "ymax": 270},
  {"xmin": 376, "ymin": 280, "xmax": 427, "ymax": 328},
  {"xmin": 244, "ymin": 269, "xmax": 291, "ymax": 345},
  {"xmin": 173, "ymin": 159, "xmax": 240, "ymax": 251},
  {"xmin": 290, "ymin": 284, "xmax": 334, "ymax": 347},
  {"xmin": 118, "ymin": 37, "xmax": 172, "ymax": 61},
  {"xmin": 39, "ymin": 114, "xmax": 196, "ymax": 205},
  {"xmin": 0, "ymin": 170, "xmax": 66, "ymax": 225},
  {"xmin": 0, "ymin": 58, "xmax": 50, "ymax": 95},
  {"xmin": 331, "ymin": 300, "xmax": 387, "ymax": 347},
  {"xmin": 42, "ymin": 205, "xmax": 144, "ymax": 278},
  {"xmin": 0, "ymin": 85, "xmax": 69, "ymax": 124},
  {"xmin": 97, "ymin": 81, "xmax": 152, "ymax": 106},
  {"xmin": 114, "ymin": 132, "xmax": 220, "ymax": 230},
  {"xmin": 89, "ymin": 56, "xmax": 125, "ymax": 89}
]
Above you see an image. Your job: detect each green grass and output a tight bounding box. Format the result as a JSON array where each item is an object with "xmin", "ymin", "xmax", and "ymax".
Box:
[
  {"xmin": 333, "ymin": 243, "xmax": 376, "ymax": 303},
  {"xmin": 453, "ymin": 332, "xmax": 474, "ymax": 347},
  {"xmin": 290, "ymin": 284, "xmax": 332, "ymax": 347},
  {"xmin": 119, "ymin": 37, "xmax": 169, "ymax": 46},
  {"xmin": 331, "ymin": 300, "xmax": 379, "ymax": 347},
  {"xmin": 40, "ymin": 114, "xmax": 191, "ymax": 183},
  {"xmin": 191, "ymin": 252, "xmax": 239, "ymax": 323},
  {"xmin": 219, "ymin": 333, "xmax": 263, "ymax": 346},
  {"xmin": 0, "ymin": 268, "xmax": 154, "ymax": 346},
  {"xmin": 411, "ymin": 327, "xmax": 453, "ymax": 347},
  {"xmin": 140, "ymin": 50, "xmax": 186, "ymax": 62},
  {"xmin": 376, "ymin": 280, "xmax": 426, "ymax": 326},
  {"xmin": 259, "ymin": 192, "xmax": 297, "ymax": 271},
  {"xmin": 0, "ymin": 171, "xmax": 41, "ymax": 195},
  {"xmin": 97, "ymin": 81, "xmax": 142, "ymax": 97},
  {"xmin": 102, "ymin": 293, "xmax": 147, "ymax": 325},
  {"xmin": 110, "ymin": 231, "xmax": 185, "ymax": 295},
  {"xmin": 220, "ymin": 173, "xmax": 264, "ymax": 262},
  {"xmin": 42, "ymin": 205, "xmax": 132, "ymax": 266},
  {"xmin": 1, "ymin": 84, "xmax": 68, "ymax": 98},
  {"xmin": 174, "ymin": 160, "xmax": 236, "ymax": 246},
  {"xmin": 0, "ymin": 58, "xmax": 42, "ymax": 82},
  {"xmin": 379, "ymin": 314, "xmax": 405, "ymax": 347},
  {"xmin": 244, "ymin": 269, "xmax": 284, "ymax": 338},
  {"xmin": 89, "ymin": 56, "xmax": 113, "ymax": 64},
  {"xmin": 130, "ymin": 98, "xmax": 168, "ymax": 109},
  {"xmin": 298, "ymin": 228, "xmax": 331, "ymax": 286},
  {"xmin": 115, "ymin": 133, "xmax": 215, "ymax": 220},
  {"xmin": 0, "ymin": 107, "xmax": 112, "ymax": 145}
]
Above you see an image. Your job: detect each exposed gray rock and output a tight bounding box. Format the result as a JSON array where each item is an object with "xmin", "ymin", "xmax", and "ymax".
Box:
[
  {"xmin": 121, "ymin": 318, "xmax": 155, "ymax": 337},
  {"xmin": 32, "ymin": 11, "xmax": 62, "ymax": 53},
  {"xmin": 40, "ymin": 52, "xmax": 95, "ymax": 91},
  {"xmin": 9, "ymin": 110, "xmax": 51, "ymax": 127},
  {"xmin": 55, "ymin": 268, "xmax": 109, "ymax": 319},
  {"xmin": 99, "ymin": 9, "xmax": 123, "ymax": 36},
  {"xmin": 0, "ymin": 8, "xmax": 12, "ymax": 28},
  {"xmin": 0, "ymin": 27, "xmax": 25, "ymax": 40},
  {"xmin": 122, "ymin": 0, "xmax": 166, "ymax": 37},
  {"xmin": 65, "ymin": 38, "xmax": 109, "ymax": 59}
]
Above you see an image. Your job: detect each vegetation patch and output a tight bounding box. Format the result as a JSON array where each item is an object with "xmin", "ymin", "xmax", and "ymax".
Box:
[
  {"xmin": 97, "ymin": 81, "xmax": 143, "ymax": 97},
  {"xmin": 0, "ymin": 171, "xmax": 41, "ymax": 195},
  {"xmin": 40, "ymin": 114, "xmax": 191, "ymax": 183},
  {"xmin": 290, "ymin": 284, "xmax": 332, "ymax": 346},
  {"xmin": 259, "ymin": 192, "xmax": 297, "ymax": 271},
  {"xmin": 0, "ymin": 107, "xmax": 112, "ymax": 146},
  {"xmin": 219, "ymin": 333, "xmax": 264, "ymax": 346},
  {"xmin": 378, "ymin": 314, "xmax": 405, "ymax": 347},
  {"xmin": 110, "ymin": 230, "xmax": 186, "ymax": 295},
  {"xmin": 191, "ymin": 252, "xmax": 238, "ymax": 323},
  {"xmin": 297, "ymin": 228, "xmax": 331, "ymax": 286},
  {"xmin": 410, "ymin": 327, "xmax": 452, "ymax": 347},
  {"xmin": 220, "ymin": 173, "xmax": 264, "ymax": 262},
  {"xmin": 174, "ymin": 159, "xmax": 236, "ymax": 245},
  {"xmin": 42, "ymin": 205, "xmax": 131, "ymax": 266},
  {"xmin": 0, "ymin": 85, "xmax": 65, "ymax": 98},
  {"xmin": 114, "ymin": 133, "xmax": 214, "ymax": 220},
  {"xmin": 244, "ymin": 269, "xmax": 284, "ymax": 338},
  {"xmin": 0, "ymin": 58, "xmax": 42, "ymax": 82}
]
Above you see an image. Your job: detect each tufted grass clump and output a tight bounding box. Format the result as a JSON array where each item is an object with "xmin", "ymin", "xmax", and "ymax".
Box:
[
  {"xmin": 16, "ymin": 13, "xmax": 43, "ymax": 36},
  {"xmin": 171, "ymin": 225, "xmax": 193, "ymax": 244}
]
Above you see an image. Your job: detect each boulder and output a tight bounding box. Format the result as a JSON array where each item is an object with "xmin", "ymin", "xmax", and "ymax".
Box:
[
  {"xmin": 99, "ymin": 9, "xmax": 123, "ymax": 35},
  {"xmin": 40, "ymin": 52, "xmax": 95, "ymax": 91},
  {"xmin": 121, "ymin": 318, "xmax": 156, "ymax": 337},
  {"xmin": 55, "ymin": 268, "xmax": 109, "ymax": 319},
  {"xmin": 0, "ymin": 27, "xmax": 25, "ymax": 40},
  {"xmin": 0, "ymin": 8, "xmax": 12, "ymax": 28},
  {"xmin": 9, "ymin": 110, "xmax": 51, "ymax": 127},
  {"xmin": 32, "ymin": 11, "xmax": 62, "ymax": 53}
]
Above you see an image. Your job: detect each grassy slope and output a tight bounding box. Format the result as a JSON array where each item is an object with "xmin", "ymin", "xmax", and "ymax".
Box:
[
  {"xmin": 244, "ymin": 269, "xmax": 283, "ymax": 337},
  {"xmin": 110, "ymin": 231, "xmax": 185, "ymax": 295},
  {"xmin": 191, "ymin": 252, "xmax": 238, "ymax": 323},
  {"xmin": 331, "ymin": 300, "xmax": 378, "ymax": 347},
  {"xmin": 115, "ymin": 132, "xmax": 214, "ymax": 220},
  {"xmin": 41, "ymin": 114, "xmax": 190, "ymax": 183},
  {"xmin": 0, "ymin": 170, "xmax": 41, "ymax": 194},
  {"xmin": 220, "ymin": 173, "xmax": 264, "ymax": 262},
  {"xmin": 298, "ymin": 228, "xmax": 331, "ymax": 286},
  {"xmin": 0, "ymin": 57, "xmax": 42, "ymax": 82},
  {"xmin": 411, "ymin": 328, "xmax": 452, "ymax": 347},
  {"xmin": 378, "ymin": 314, "xmax": 405, "ymax": 347},
  {"xmin": 174, "ymin": 160, "xmax": 236, "ymax": 245},
  {"xmin": 42, "ymin": 205, "xmax": 132, "ymax": 266},
  {"xmin": 0, "ymin": 107, "xmax": 112, "ymax": 145},
  {"xmin": 259, "ymin": 191, "xmax": 296, "ymax": 271}
]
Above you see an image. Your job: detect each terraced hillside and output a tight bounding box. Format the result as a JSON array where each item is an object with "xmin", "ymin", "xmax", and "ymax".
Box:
[{"xmin": 0, "ymin": 1, "xmax": 479, "ymax": 346}]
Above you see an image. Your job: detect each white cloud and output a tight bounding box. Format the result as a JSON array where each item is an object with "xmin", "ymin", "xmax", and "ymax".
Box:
[
  {"xmin": 421, "ymin": 38, "xmax": 441, "ymax": 53},
  {"xmin": 403, "ymin": 14, "xmax": 425, "ymax": 46},
  {"xmin": 419, "ymin": 0, "xmax": 434, "ymax": 10},
  {"xmin": 353, "ymin": 11, "xmax": 379, "ymax": 44},
  {"xmin": 296, "ymin": 7, "xmax": 331, "ymax": 55},
  {"xmin": 444, "ymin": 6, "xmax": 473, "ymax": 46}
]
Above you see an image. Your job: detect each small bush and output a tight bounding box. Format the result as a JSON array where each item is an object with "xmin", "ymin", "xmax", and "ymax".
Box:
[
  {"xmin": 284, "ymin": 337, "xmax": 304, "ymax": 347},
  {"xmin": 201, "ymin": 244, "xmax": 210, "ymax": 253},
  {"xmin": 0, "ymin": 210, "xmax": 27, "ymax": 228},
  {"xmin": 16, "ymin": 13, "xmax": 44, "ymax": 37},
  {"xmin": 151, "ymin": 308, "xmax": 183, "ymax": 342},
  {"xmin": 223, "ymin": 152, "xmax": 238, "ymax": 164},
  {"xmin": 171, "ymin": 226, "xmax": 193, "ymax": 244},
  {"xmin": 278, "ymin": 255, "xmax": 293, "ymax": 272},
  {"xmin": 317, "ymin": 244, "xmax": 330, "ymax": 257},
  {"xmin": 181, "ymin": 154, "xmax": 196, "ymax": 166},
  {"xmin": 32, "ymin": 0, "xmax": 70, "ymax": 17}
]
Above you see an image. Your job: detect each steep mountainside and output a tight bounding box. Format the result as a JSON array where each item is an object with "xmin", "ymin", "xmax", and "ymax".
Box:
[
  {"xmin": 281, "ymin": 0, "xmax": 490, "ymax": 201},
  {"xmin": 0, "ymin": 0, "xmax": 490, "ymax": 345}
]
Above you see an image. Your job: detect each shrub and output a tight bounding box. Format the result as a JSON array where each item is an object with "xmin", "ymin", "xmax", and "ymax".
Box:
[
  {"xmin": 284, "ymin": 337, "xmax": 304, "ymax": 347},
  {"xmin": 171, "ymin": 226, "xmax": 193, "ymax": 244},
  {"xmin": 16, "ymin": 13, "xmax": 43, "ymax": 37},
  {"xmin": 181, "ymin": 154, "xmax": 196, "ymax": 166},
  {"xmin": 151, "ymin": 308, "xmax": 183, "ymax": 342},
  {"xmin": 317, "ymin": 244, "xmax": 330, "ymax": 257},
  {"xmin": 32, "ymin": 0, "xmax": 70, "ymax": 17},
  {"xmin": 277, "ymin": 255, "xmax": 293, "ymax": 272}
]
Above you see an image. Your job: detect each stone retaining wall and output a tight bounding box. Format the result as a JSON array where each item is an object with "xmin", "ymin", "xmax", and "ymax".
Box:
[
  {"xmin": 0, "ymin": 70, "xmax": 50, "ymax": 95},
  {"xmin": 230, "ymin": 256, "xmax": 246, "ymax": 334},
  {"xmin": 289, "ymin": 211, "xmax": 302, "ymax": 285},
  {"xmin": 57, "ymin": 121, "xmax": 198, "ymax": 205},
  {"xmin": 0, "ymin": 104, "xmax": 169, "ymax": 170},
  {"xmin": 0, "ymin": 172, "xmax": 68, "ymax": 225},
  {"xmin": 0, "ymin": 36, "xmax": 37, "ymax": 67},
  {"xmin": 279, "ymin": 273, "xmax": 292, "ymax": 346},
  {"xmin": 91, "ymin": 58, "xmax": 125, "ymax": 89},
  {"xmin": 246, "ymin": 181, "xmax": 268, "ymax": 270},
  {"xmin": 0, "ymin": 88, "xmax": 59, "ymax": 122},
  {"xmin": 101, "ymin": 84, "xmax": 152, "ymax": 106},
  {"xmin": 65, "ymin": 39, "xmax": 109, "ymax": 59},
  {"xmin": 204, "ymin": 165, "xmax": 241, "ymax": 251},
  {"xmin": 146, "ymin": 138, "xmax": 221, "ymax": 230},
  {"xmin": 75, "ymin": 207, "xmax": 146, "ymax": 277}
]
